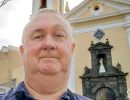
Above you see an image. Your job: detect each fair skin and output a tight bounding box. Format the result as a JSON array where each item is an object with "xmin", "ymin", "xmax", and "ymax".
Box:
[{"xmin": 20, "ymin": 11, "xmax": 75, "ymax": 100}]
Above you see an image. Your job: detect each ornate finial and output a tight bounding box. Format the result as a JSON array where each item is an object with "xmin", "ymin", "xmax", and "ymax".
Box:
[
  {"xmin": 106, "ymin": 38, "xmax": 109, "ymax": 44},
  {"xmin": 65, "ymin": 1, "xmax": 70, "ymax": 13},
  {"xmin": 84, "ymin": 66, "xmax": 88, "ymax": 71},
  {"xmin": 91, "ymin": 41, "xmax": 94, "ymax": 46},
  {"xmin": 117, "ymin": 62, "xmax": 121, "ymax": 71},
  {"xmin": 84, "ymin": 65, "xmax": 90, "ymax": 74}
]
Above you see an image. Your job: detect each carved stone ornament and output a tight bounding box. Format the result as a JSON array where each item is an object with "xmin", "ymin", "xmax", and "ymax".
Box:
[
  {"xmin": 80, "ymin": 39, "xmax": 128, "ymax": 100},
  {"xmin": 94, "ymin": 29, "xmax": 105, "ymax": 40}
]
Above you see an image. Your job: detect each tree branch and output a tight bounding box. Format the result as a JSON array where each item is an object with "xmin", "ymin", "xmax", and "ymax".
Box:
[{"xmin": 0, "ymin": 0, "xmax": 11, "ymax": 7}]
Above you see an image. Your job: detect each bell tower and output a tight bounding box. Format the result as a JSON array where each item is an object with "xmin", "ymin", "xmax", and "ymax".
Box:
[
  {"xmin": 32, "ymin": 0, "xmax": 65, "ymax": 15},
  {"xmin": 89, "ymin": 39, "xmax": 114, "ymax": 75}
]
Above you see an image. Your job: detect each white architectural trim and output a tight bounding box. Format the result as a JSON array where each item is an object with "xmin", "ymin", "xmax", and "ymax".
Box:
[
  {"xmin": 73, "ymin": 21, "xmax": 124, "ymax": 34},
  {"xmin": 100, "ymin": 0, "xmax": 130, "ymax": 10},
  {"xmin": 127, "ymin": 28, "xmax": 130, "ymax": 49},
  {"xmin": 47, "ymin": 0, "xmax": 53, "ymax": 9},
  {"xmin": 124, "ymin": 14, "xmax": 130, "ymax": 49},
  {"xmin": 68, "ymin": 57, "xmax": 75, "ymax": 92},
  {"xmin": 112, "ymin": 0, "xmax": 130, "ymax": 5}
]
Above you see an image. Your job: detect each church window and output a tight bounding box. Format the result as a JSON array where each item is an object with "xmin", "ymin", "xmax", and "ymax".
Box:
[
  {"xmin": 94, "ymin": 5, "xmax": 100, "ymax": 11},
  {"xmin": 91, "ymin": 4, "xmax": 103, "ymax": 16},
  {"xmin": 40, "ymin": 0, "xmax": 47, "ymax": 8}
]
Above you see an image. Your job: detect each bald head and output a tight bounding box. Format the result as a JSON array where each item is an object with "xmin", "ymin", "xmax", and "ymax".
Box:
[{"xmin": 22, "ymin": 8, "xmax": 72, "ymax": 45}]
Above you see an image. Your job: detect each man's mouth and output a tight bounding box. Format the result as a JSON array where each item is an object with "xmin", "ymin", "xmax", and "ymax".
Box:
[{"xmin": 39, "ymin": 57, "xmax": 59, "ymax": 62}]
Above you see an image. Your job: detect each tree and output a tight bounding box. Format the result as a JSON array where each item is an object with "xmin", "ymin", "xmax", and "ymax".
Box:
[{"xmin": 0, "ymin": 0, "xmax": 11, "ymax": 7}]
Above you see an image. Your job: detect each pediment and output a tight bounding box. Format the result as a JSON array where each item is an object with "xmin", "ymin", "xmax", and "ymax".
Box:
[{"xmin": 65, "ymin": 0, "xmax": 130, "ymax": 21}]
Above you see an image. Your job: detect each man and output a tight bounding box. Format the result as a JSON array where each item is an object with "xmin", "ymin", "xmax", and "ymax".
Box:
[{"xmin": 0, "ymin": 8, "xmax": 91, "ymax": 100}]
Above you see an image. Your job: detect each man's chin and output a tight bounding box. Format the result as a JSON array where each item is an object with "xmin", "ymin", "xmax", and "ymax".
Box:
[{"xmin": 39, "ymin": 66, "xmax": 62, "ymax": 75}]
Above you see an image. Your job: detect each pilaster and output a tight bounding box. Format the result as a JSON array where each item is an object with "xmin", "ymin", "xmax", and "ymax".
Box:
[{"xmin": 124, "ymin": 13, "xmax": 130, "ymax": 49}]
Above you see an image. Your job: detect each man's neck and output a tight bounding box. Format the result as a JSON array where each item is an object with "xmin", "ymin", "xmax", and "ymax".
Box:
[{"xmin": 24, "ymin": 73, "xmax": 68, "ymax": 100}]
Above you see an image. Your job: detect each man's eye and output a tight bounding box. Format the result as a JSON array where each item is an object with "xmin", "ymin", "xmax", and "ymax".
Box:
[
  {"xmin": 32, "ymin": 35, "xmax": 43, "ymax": 41},
  {"xmin": 34, "ymin": 35, "xmax": 42, "ymax": 39},
  {"xmin": 55, "ymin": 32, "xmax": 65, "ymax": 38},
  {"xmin": 55, "ymin": 34, "xmax": 64, "ymax": 37}
]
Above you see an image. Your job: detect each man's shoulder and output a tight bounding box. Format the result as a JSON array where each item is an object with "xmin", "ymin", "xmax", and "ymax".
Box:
[
  {"xmin": 0, "ymin": 82, "xmax": 25, "ymax": 100},
  {"xmin": 73, "ymin": 93, "xmax": 92, "ymax": 100},
  {"xmin": 0, "ymin": 94, "xmax": 4, "ymax": 99},
  {"xmin": 0, "ymin": 88, "xmax": 14, "ymax": 100}
]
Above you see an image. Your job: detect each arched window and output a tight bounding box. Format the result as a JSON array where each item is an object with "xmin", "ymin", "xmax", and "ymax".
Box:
[{"xmin": 40, "ymin": 0, "xmax": 46, "ymax": 8}]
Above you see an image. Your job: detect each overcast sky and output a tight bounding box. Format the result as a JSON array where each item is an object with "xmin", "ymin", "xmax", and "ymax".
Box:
[
  {"xmin": 0, "ymin": 0, "xmax": 83, "ymax": 48},
  {"xmin": 0, "ymin": 0, "xmax": 32, "ymax": 48}
]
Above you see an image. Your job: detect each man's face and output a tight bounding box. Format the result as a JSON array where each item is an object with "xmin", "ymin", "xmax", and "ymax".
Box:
[{"xmin": 20, "ymin": 13, "xmax": 75, "ymax": 76}]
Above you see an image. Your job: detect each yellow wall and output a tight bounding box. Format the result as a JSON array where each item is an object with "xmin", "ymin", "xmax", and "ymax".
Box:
[
  {"xmin": 103, "ymin": 5, "xmax": 118, "ymax": 14},
  {"xmin": 78, "ymin": 9, "xmax": 91, "ymax": 19}
]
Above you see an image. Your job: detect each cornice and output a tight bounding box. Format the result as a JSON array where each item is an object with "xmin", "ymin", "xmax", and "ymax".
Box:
[
  {"xmin": 68, "ymin": 9, "xmax": 130, "ymax": 24},
  {"xmin": 73, "ymin": 21, "xmax": 124, "ymax": 35},
  {"xmin": 112, "ymin": 0, "xmax": 130, "ymax": 5}
]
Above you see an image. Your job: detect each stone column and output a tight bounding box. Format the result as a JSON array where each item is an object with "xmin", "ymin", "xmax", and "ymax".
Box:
[{"xmin": 47, "ymin": 0, "xmax": 53, "ymax": 9}]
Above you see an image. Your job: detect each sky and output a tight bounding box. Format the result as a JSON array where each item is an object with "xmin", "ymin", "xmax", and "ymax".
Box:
[
  {"xmin": 0, "ymin": 0, "xmax": 83, "ymax": 48},
  {"xmin": 0, "ymin": 0, "xmax": 32, "ymax": 48}
]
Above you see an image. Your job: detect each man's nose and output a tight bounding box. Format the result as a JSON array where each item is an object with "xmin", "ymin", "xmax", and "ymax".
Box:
[{"xmin": 41, "ymin": 36, "xmax": 56, "ymax": 51}]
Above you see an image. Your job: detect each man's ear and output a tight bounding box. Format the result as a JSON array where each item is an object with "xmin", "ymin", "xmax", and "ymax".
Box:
[
  {"xmin": 20, "ymin": 45, "xmax": 24, "ymax": 57},
  {"xmin": 71, "ymin": 43, "xmax": 75, "ymax": 53}
]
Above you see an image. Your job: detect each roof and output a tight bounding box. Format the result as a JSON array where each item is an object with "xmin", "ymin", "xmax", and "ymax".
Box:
[{"xmin": 65, "ymin": 0, "xmax": 130, "ymax": 21}]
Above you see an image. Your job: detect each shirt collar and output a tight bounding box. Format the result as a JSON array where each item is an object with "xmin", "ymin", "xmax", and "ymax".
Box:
[
  {"xmin": 61, "ymin": 92, "xmax": 70, "ymax": 100},
  {"xmin": 12, "ymin": 81, "xmax": 28, "ymax": 96},
  {"xmin": 10, "ymin": 81, "xmax": 70, "ymax": 100}
]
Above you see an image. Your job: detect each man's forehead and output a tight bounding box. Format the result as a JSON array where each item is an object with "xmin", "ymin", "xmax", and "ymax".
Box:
[
  {"xmin": 30, "ymin": 13, "xmax": 65, "ymax": 26},
  {"xmin": 31, "ymin": 12, "xmax": 64, "ymax": 21},
  {"xmin": 24, "ymin": 12, "xmax": 72, "ymax": 37},
  {"xmin": 29, "ymin": 13, "xmax": 69, "ymax": 29}
]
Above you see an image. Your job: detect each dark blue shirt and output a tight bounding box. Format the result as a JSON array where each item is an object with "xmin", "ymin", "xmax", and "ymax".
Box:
[{"xmin": 0, "ymin": 82, "xmax": 91, "ymax": 100}]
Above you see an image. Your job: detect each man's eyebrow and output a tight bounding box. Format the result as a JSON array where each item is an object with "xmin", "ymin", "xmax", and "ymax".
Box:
[
  {"xmin": 30, "ymin": 29, "xmax": 43, "ymax": 37},
  {"xmin": 53, "ymin": 24, "xmax": 66, "ymax": 32},
  {"xmin": 33, "ymin": 29, "xmax": 43, "ymax": 33}
]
